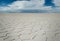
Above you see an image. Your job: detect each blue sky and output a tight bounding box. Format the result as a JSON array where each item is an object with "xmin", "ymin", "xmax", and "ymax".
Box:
[
  {"xmin": 0, "ymin": 0, "xmax": 16, "ymax": 6},
  {"xmin": 0, "ymin": 0, "xmax": 60, "ymax": 13},
  {"xmin": 0, "ymin": 0, "xmax": 60, "ymax": 6},
  {"xmin": 0, "ymin": 0, "xmax": 54, "ymax": 6}
]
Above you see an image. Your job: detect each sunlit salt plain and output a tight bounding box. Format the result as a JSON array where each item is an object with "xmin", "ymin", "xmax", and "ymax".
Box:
[{"xmin": 0, "ymin": 14, "xmax": 60, "ymax": 41}]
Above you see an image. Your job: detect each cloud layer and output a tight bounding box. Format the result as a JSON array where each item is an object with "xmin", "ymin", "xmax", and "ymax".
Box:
[
  {"xmin": 0, "ymin": 1, "xmax": 27, "ymax": 11},
  {"xmin": 0, "ymin": 0, "xmax": 60, "ymax": 12}
]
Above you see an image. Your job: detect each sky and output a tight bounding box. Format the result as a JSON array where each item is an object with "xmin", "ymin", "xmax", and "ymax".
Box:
[
  {"xmin": 0, "ymin": 0, "xmax": 17, "ymax": 6},
  {"xmin": 0, "ymin": 0, "xmax": 44, "ymax": 10},
  {"xmin": 0, "ymin": 0, "xmax": 60, "ymax": 13}
]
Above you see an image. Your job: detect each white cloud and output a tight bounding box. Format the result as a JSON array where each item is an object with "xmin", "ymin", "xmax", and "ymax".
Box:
[
  {"xmin": 0, "ymin": 0, "xmax": 45, "ymax": 11},
  {"xmin": 54, "ymin": 0, "xmax": 60, "ymax": 6},
  {"xmin": 0, "ymin": 0, "xmax": 57, "ymax": 12},
  {"xmin": 0, "ymin": 1, "xmax": 28, "ymax": 11}
]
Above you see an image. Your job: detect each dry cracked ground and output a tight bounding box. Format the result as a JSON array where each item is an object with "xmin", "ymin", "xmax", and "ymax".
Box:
[{"xmin": 0, "ymin": 14, "xmax": 60, "ymax": 41}]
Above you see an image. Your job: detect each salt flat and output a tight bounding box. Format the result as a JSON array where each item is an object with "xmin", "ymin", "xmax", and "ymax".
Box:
[{"xmin": 0, "ymin": 14, "xmax": 60, "ymax": 41}]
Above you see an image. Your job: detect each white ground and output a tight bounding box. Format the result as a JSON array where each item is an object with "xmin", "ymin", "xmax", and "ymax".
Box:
[{"xmin": 0, "ymin": 14, "xmax": 60, "ymax": 41}]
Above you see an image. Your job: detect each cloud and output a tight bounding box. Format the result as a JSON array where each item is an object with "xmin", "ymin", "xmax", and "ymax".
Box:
[
  {"xmin": 0, "ymin": 1, "xmax": 27, "ymax": 11},
  {"xmin": 0, "ymin": 0, "xmax": 53, "ymax": 12},
  {"xmin": 0, "ymin": 1, "xmax": 39, "ymax": 11},
  {"xmin": 54, "ymin": 0, "xmax": 60, "ymax": 6}
]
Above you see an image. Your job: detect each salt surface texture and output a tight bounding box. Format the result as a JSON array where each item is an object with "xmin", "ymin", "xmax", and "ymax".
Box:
[{"xmin": 0, "ymin": 14, "xmax": 60, "ymax": 41}]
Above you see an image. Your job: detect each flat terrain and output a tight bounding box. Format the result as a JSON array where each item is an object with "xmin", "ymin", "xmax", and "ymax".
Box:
[{"xmin": 0, "ymin": 14, "xmax": 60, "ymax": 41}]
